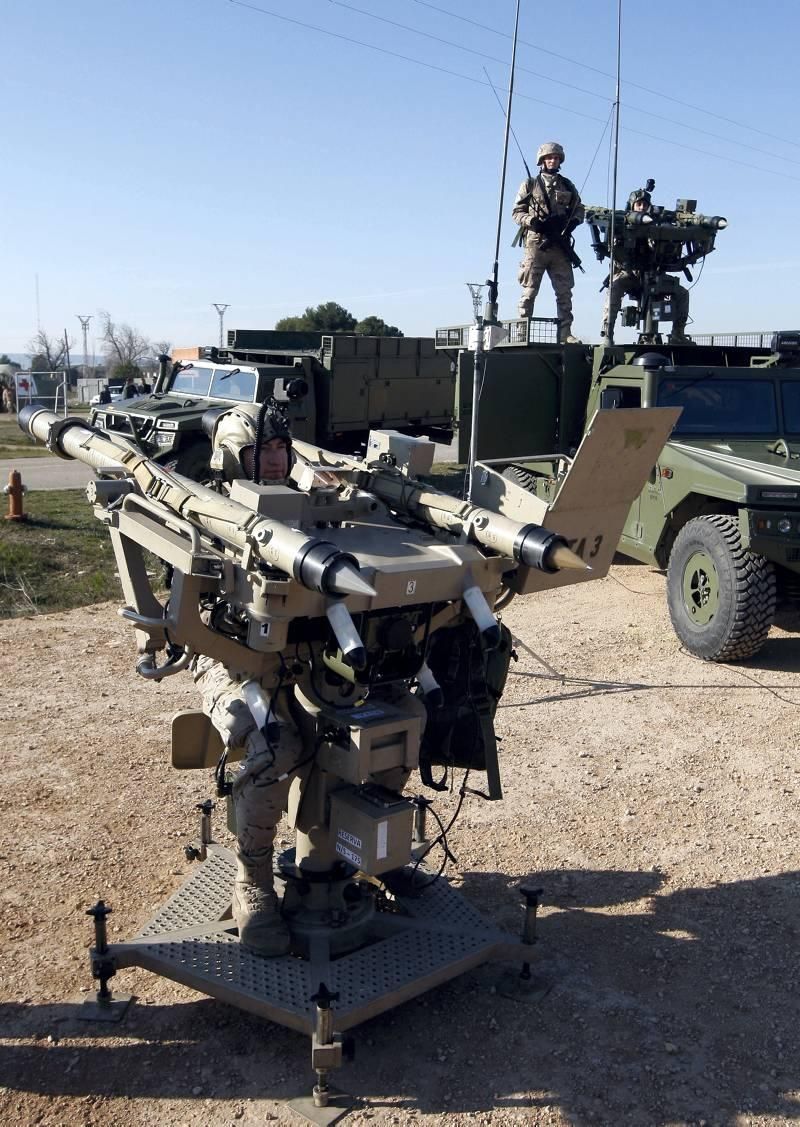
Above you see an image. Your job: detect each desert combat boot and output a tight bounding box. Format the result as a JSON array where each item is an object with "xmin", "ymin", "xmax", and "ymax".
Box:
[{"xmin": 233, "ymin": 855, "xmax": 291, "ymax": 956}]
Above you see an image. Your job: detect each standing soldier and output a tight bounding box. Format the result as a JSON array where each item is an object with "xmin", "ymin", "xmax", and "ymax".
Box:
[
  {"xmin": 512, "ymin": 140, "xmax": 584, "ymax": 344},
  {"xmin": 193, "ymin": 404, "xmax": 409, "ymax": 956}
]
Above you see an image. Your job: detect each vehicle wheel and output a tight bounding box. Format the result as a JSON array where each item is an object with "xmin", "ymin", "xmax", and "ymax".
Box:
[
  {"xmin": 666, "ymin": 514, "xmax": 776, "ymax": 661},
  {"xmin": 164, "ymin": 441, "xmax": 212, "ymax": 483},
  {"xmin": 502, "ymin": 464, "xmax": 538, "ymax": 491}
]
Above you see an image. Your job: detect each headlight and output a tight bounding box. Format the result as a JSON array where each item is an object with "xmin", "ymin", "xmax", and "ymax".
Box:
[{"xmin": 778, "ymin": 518, "xmax": 792, "ymax": 533}]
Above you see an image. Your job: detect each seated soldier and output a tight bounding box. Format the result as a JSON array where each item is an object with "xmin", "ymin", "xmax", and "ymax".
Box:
[{"xmin": 601, "ymin": 189, "xmax": 691, "ymax": 346}]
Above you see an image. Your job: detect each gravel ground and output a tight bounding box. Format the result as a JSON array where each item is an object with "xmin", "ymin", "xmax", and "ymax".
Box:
[{"xmin": 1, "ymin": 560, "xmax": 799, "ymax": 1126}]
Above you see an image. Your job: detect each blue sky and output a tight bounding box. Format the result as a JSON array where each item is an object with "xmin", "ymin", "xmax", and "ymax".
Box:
[{"xmin": 3, "ymin": 0, "xmax": 800, "ymax": 355}]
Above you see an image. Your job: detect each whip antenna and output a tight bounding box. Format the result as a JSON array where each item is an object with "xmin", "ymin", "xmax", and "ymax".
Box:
[
  {"xmin": 482, "ymin": 66, "xmax": 531, "ymax": 179},
  {"xmin": 466, "ymin": 0, "xmax": 522, "ymax": 501},
  {"xmin": 485, "ymin": 0, "xmax": 522, "ymax": 325},
  {"xmin": 607, "ymin": 0, "xmax": 623, "ymax": 292}
]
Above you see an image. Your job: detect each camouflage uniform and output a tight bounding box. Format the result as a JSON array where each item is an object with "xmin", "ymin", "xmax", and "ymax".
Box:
[
  {"xmin": 193, "ymin": 655, "xmax": 308, "ymax": 954},
  {"xmin": 602, "ymin": 270, "xmax": 690, "ymax": 341},
  {"xmin": 194, "ymin": 403, "xmax": 302, "ymax": 956},
  {"xmin": 195, "ymin": 403, "xmax": 416, "ymax": 957},
  {"xmin": 512, "ymin": 166, "xmax": 584, "ymax": 341}
]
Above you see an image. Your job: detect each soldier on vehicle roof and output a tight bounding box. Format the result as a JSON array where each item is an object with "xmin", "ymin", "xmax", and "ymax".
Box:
[
  {"xmin": 512, "ymin": 140, "xmax": 584, "ymax": 344},
  {"xmin": 601, "ymin": 188, "xmax": 691, "ymax": 346}
]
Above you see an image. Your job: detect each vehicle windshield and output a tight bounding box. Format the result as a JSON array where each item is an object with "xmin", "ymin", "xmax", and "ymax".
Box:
[
  {"xmin": 656, "ymin": 377, "xmax": 778, "ymax": 435},
  {"xmin": 780, "ymin": 381, "xmax": 800, "ymax": 434},
  {"xmin": 167, "ymin": 365, "xmax": 258, "ymax": 402}
]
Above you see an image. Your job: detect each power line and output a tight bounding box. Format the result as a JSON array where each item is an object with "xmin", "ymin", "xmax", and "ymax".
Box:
[
  {"xmin": 227, "ymin": 0, "xmax": 510, "ymax": 89},
  {"xmin": 330, "ymin": 0, "xmax": 613, "ymax": 103},
  {"xmin": 225, "ymin": 0, "xmax": 800, "ymax": 184},
  {"xmin": 409, "ymin": 0, "xmax": 800, "ymax": 151},
  {"xmin": 332, "ymin": 0, "xmax": 800, "ymax": 168}
]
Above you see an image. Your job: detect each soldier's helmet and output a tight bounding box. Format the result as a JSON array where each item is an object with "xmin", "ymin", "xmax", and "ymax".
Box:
[
  {"xmin": 537, "ymin": 141, "xmax": 565, "ymax": 165},
  {"xmin": 208, "ymin": 403, "xmax": 292, "ymax": 481},
  {"xmin": 627, "ymin": 188, "xmax": 652, "ymax": 211}
]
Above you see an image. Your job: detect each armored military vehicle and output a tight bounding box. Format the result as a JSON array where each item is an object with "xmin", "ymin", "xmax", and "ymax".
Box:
[
  {"xmin": 89, "ymin": 329, "xmax": 455, "ymax": 479},
  {"xmin": 439, "ymin": 322, "xmax": 800, "ymax": 661}
]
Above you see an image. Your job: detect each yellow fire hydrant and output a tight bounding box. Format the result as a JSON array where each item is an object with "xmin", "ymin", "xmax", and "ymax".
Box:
[{"xmin": 4, "ymin": 468, "xmax": 27, "ymax": 522}]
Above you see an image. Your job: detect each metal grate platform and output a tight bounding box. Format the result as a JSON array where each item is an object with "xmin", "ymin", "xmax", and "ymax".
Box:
[{"xmin": 110, "ymin": 846, "xmax": 522, "ymax": 1033}]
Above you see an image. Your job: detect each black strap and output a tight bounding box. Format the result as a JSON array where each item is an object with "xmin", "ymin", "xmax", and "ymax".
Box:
[{"xmin": 535, "ymin": 174, "xmax": 553, "ymax": 216}]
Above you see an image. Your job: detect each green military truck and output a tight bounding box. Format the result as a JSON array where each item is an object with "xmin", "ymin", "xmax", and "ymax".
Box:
[
  {"xmin": 444, "ymin": 324, "xmax": 800, "ymax": 661},
  {"xmin": 89, "ymin": 329, "xmax": 455, "ymax": 479}
]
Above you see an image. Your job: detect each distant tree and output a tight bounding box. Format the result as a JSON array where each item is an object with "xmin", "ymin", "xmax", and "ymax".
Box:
[
  {"xmin": 0, "ymin": 354, "xmax": 21, "ymax": 371},
  {"xmin": 27, "ymin": 329, "xmax": 73, "ymax": 371},
  {"xmin": 273, "ymin": 316, "xmax": 309, "ymax": 332},
  {"xmin": 275, "ymin": 302, "xmax": 357, "ymax": 333},
  {"xmin": 99, "ymin": 311, "xmax": 151, "ymax": 371},
  {"xmin": 355, "ymin": 316, "xmax": 403, "ymax": 337},
  {"xmin": 151, "ymin": 340, "xmax": 172, "ymax": 359},
  {"xmin": 108, "ymin": 360, "xmax": 142, "ymax": 382}
]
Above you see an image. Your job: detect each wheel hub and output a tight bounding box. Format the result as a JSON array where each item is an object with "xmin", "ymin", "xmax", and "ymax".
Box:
[{"xmin": 682, "ymin": 550, "xmax": 719, "ymax": 625}]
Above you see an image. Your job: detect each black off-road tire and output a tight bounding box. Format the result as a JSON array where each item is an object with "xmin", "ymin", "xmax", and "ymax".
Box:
[
  {"xmin": 502, "ymin": 464, "xmax": 538, "ymax": 492},
  {"xmin": 666, "ymin": 514, "xmax": 776, "ymax": 661},
  {"xmin": 164, "ymin": 441, "xmax": 212, "ymax": 483}
]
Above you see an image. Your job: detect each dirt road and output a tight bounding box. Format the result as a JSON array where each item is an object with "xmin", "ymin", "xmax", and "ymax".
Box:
[{"xmin": 1, "ymin": 561, "xmax": 798, "ymax": 1126}]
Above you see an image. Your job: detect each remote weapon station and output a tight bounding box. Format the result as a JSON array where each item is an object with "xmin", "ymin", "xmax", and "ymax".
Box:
[{"xmin": 21, "ymin": 399, "xmax": 674, "ymax": 1119}]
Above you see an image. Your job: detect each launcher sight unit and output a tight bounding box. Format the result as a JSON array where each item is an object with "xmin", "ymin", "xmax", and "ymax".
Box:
[
  {"xmin": 586, "ymin": 179, "xmax": 727, "ymax": 342},
  {"xmin": 19, "ymin": 404, "xmax": 676, "ymax": 1113}
]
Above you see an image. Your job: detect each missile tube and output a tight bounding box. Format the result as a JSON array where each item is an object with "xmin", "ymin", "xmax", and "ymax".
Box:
[
  {"xmin": 19, "ymin": 408, "xmax": 374, "ymax": 599},
  {"xmin": 352, "ymin": 469, "xmax": 565, "ymax": 572}
]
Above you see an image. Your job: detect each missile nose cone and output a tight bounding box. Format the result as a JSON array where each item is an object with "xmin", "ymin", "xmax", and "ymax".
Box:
[
  {"xmin": 326, "ymin": 558, "xmax": 377, "ymax": 598},
  {"xmin": 547, "ymin": 543, "xmax": 592, "ymax": 572}
]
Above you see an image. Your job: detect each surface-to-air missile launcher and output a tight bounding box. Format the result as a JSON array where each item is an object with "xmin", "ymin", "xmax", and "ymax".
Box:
[
  {"xmin": 89, "ymin": 328, "xmax": 456, "ymax": 479},
  {"xmin": 585, "ymin": 180, "xmax": 728, "ymax": 344},
  {"xmin": 19, "ymin": 400, "xmax": 674, "ymax": 1114},
  {"xmin": 438, "ymin": 318, "xmax": 800, "ymax": 663}
]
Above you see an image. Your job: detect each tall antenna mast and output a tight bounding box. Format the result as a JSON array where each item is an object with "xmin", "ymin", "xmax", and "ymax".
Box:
[
  {"xmin": 607, "ymin": 0, "xmax": 623, "ymax": 293},
  {"xmin": 213, "ymin": 303, "xmax": 230, "ymax": 349},
  {"xmin": 466, "ymin": 0, "xmax": 521, "ymax": 502},
  {"xmin": 485, "ymin": 0, "xmax": 522, "ymax": 326}
]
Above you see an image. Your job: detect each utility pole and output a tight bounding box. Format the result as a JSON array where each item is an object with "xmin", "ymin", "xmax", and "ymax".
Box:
[
  {"xmin": 212, "ymin": 303, "xmax": 230, "ymax": 349},
  {"xmin": 76, "ymin": 315, "xmax": 92, "ymax": 375}
]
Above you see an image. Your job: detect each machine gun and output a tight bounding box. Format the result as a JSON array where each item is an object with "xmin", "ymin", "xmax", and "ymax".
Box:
[
  {"xmin": 586, "ymin": 180, "xmax": 727, "ymax": 343},
  {"xmin": 19, "ymin": 404, "xmax": 677, "ymax": 1113}
]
